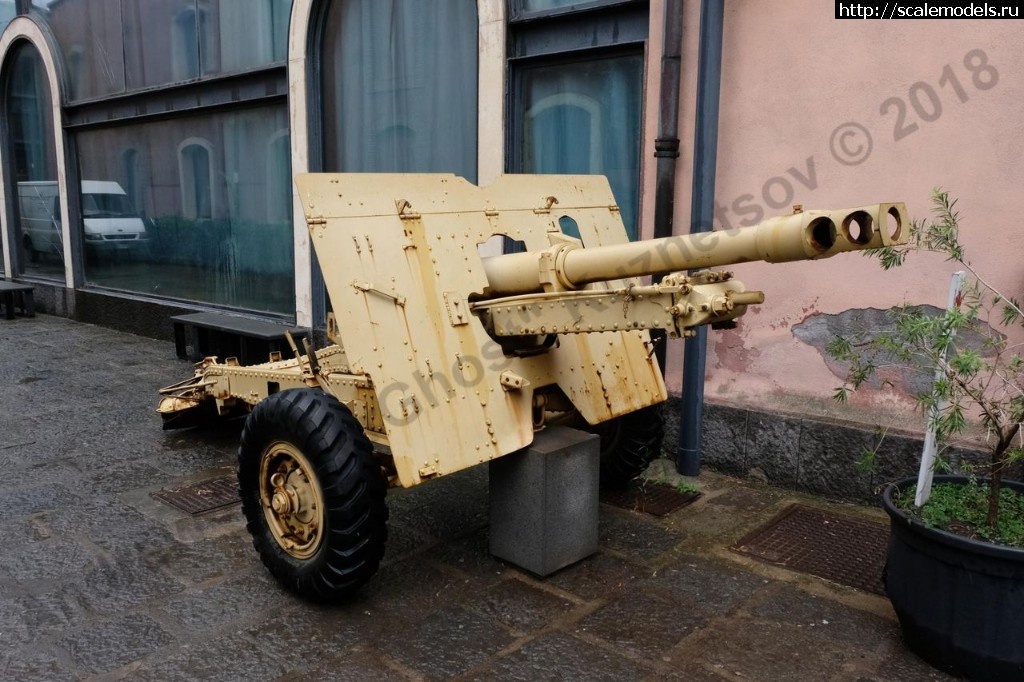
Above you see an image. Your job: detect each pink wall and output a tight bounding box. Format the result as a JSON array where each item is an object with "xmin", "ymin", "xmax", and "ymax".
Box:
[{"xmin": 650, "ymin": 0, "xmax": 1024, "ymax": 429}]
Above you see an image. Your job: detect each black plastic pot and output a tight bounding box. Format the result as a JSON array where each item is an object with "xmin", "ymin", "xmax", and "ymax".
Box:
[{"xmin": 882, "ymin": 476, "xmax": 1024, "ymax": 681}]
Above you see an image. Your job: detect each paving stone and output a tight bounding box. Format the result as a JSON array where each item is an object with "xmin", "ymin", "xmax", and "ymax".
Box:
[
  {"xmin": 599, "ymin": 508, "xmax": 685, "ymax": 561},
  {"xmin": 381, "ymin": 522, "xmax": 435, "ymax": 566},
  {"xmin": 68, "ymin": 557, "xmax": 186, "ymax": 614},
  {"xmin": 681, "ymin": 619, "xmax": 874, "ymax": 682},
  {"xmin": 143, "ymin": 532, "xmax": 255, "ymax": 585},
  {"xmin": 704, "ymin": 485, "xmax": 783, "ymax": 514},
  {"xmin": 386, "ymin": 466, "xmax": 490, "ymax": 540},
  {"xmin": 280, "ymin": 645, "xmax": 416, "ymax": 681},
  {"xmin": 0, "ymin": 537, "xmax": 100, "ymax": 587},
  {"xmin": 544, "ymin": 551, "xmax": 652, "ymax": 602},
  {"xmin": 467, "ymin": 577, "xmax": 575, "ymax": 633},
  {"xmin": 153, "ymin": 442, "xmax": 236, "ymax": 478},
  {"xmin": 355, "ymin": 552, "xmax": 479, "ymax": 624},
  {"xmin": 0, "ymin": 591, "xmax": 82, "ymax": 648},
  {"xmin": 422, "ymin": 527, "xmax": 509, "ymax": 588},
  {"xmin": 131, "ymin": 631, "xmax": 288, "ymax": 682},
  {"xmin": 45, "ymin": 498, "xmax": 176, "ymax": 556},
  {"xmin": 748, "ymin": 583, "xmax": 897, "ymax": 649},
  {"xmin": 0, "ymin": 484, "xmax": 83, "ymax": 522},
  {"xmin": 243, "ymin": 601, "xmax": 372, "ymax": 672},
  {"xmin": 71, "ymin": 455, "xmax": 178, "ymax": 496},
  {"xmin": 162, "ymin": 579, "xmax": 291, "ymax": 634},
  {"xmin": 59, "ymin": 612, "xmax": 176, "ymax": 675},
  {"xmin": 377, "ymin": 602, "xmax": 514, "ymax": 679},
  {"xmin": 0, "ymin": 647, "xmax": 77, "ymax": 682},
  {"xmin": 872, "ymin": 642, "xmax": 959, "ymax": 681},
  {"xmin": 577, "ymin": 591, "xmax": 695, "ymax": 660},
  {"xmin": 468, "ymin": 630, "xmax": 653, "ymax": 681},
  {"xmin": 647, "ymin": 556, "xmax": 769, "ymax": 617}
]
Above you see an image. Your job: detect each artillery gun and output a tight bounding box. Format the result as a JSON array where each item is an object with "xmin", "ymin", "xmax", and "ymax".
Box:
[{"xmin": 158, "ymin": 173, "xmax": 907, "ymax": 601}]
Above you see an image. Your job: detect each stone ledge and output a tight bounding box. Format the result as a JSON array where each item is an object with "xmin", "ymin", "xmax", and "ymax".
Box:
[{"xmin": 661, "ymin": 396, "xmax": 997, "ymax": 504}]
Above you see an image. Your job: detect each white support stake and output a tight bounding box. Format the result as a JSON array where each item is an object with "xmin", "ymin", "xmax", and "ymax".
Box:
[{"xmin": 915, "ymin": 270, "xmax": 965, "ymax": 507}]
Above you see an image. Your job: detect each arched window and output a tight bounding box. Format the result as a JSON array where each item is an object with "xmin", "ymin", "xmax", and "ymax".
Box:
[
  {"xmin": 2, "ymin": 40, "xmax": 62, "ymax": 279},
  {"xmin": 178, "ymin": 138, "xmax": 214, "ymax": 219},
  {"xmin": 320, "ymin": 0, "xmax": 478, "ymax": 178}
]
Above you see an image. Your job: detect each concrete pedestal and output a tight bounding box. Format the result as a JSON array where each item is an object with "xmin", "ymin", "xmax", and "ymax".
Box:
[{"xmin": 489, "ymin": 426, "xmax": 600, "ymax": 577}]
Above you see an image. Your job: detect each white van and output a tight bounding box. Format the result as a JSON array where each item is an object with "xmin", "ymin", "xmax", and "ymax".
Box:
[{"xmin": 18, "ymin": 181, "xmax": 149, "ymax": 260}]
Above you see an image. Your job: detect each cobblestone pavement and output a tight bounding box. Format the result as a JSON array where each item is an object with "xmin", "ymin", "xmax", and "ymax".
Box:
[{"xmin": 0, "ymin": 315, "xmax": 957, "ymax": 681}]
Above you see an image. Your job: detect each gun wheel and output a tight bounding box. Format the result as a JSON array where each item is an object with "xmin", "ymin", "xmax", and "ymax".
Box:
[
  {"xmin": 259, "ymin": 442, "xmax": 325, "ymax": 559},
  {"xmin": 586, "ymin": 405, "xmax": 665, "ymax": 490},
  {"xmin": 238, "ymin": 388, "xmax": 388, "ymax": 602}
]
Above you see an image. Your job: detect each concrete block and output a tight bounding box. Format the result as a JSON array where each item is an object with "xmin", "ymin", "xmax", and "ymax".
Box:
[{"xmin": 489, "ymin": 426, "xmax": 599, "ymax": 577}]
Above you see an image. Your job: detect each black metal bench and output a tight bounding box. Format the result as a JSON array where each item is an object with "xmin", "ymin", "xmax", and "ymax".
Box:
[
  {"xmin": 0, "ymin": 281, "xmax": 35, "ymax": 320},
  {"xmin": 171, "ymin": 312, "xmax": 306, "ymax": 365}
]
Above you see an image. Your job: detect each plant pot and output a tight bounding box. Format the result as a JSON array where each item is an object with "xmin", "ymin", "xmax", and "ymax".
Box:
[{"xmin": 882, "ymin": 476, "xmax": 1024, "ymax": 681}]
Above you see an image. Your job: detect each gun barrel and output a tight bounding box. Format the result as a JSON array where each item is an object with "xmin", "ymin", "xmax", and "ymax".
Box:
[{"xmin": 481, "ymin": 203, "xmax": 907, "ymax": 296}]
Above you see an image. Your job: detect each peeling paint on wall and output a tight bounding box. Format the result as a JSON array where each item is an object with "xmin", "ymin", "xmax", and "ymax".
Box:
[
  {"xmin": 713, "ymin": 325, "xmax": 760, "ymax": 373},
  {"xmin": 792, "ymin": 305, "xmax": 999, "ymax": 397}
]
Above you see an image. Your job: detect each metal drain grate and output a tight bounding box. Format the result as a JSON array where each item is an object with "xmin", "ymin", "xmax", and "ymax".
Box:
[
  {"xmin": 731, "ymin": 504, "xmax": 888, "ymax": 595},
  {"xmin": 152, "ymin": 475, "xmax": 240, "ymax": 515},
  {"xmin": 601, "ymin": 482, "xmax": 701, "ymax": 517}
]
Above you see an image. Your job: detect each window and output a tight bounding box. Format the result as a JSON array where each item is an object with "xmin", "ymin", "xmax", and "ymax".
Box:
[
  {"xmin": 515, "ymin": 54, "xmax": 644, "ymax": 238},
  {"xmin": 172, "ymin": 7, "xmax": 202, "ymax": 80},
  {"xmin": 119, "ymin": 0, "xmax": 291, "ymax": 91},
  {"xmin": 77, "ymin": 107, "xmax": 295, "ymax": 315},
  {"xmin": 178, "ymin": 139, "xmax": 214, "ymax": 220},
  {"xmin": 321, "ymin": 0, "xmax": 478, "ymax": 178},
  {"xmin": 508, "ymin": 1, "xmax": 647, "ymax": 240},
  {"xmin": 2, "ymin": 41, "xmax": 62, "ymax": 280},
  {"xmin": 218, "ymin": 0, "xmax": 292, "ymax": 72},
  {"xmin": 46, "ymin": 2, "xmax": 125, "ymax": 100}
]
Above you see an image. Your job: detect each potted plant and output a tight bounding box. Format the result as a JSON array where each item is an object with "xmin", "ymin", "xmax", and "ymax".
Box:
[{"xmin": 827, "ymin": 189, "xmax": 1024, "ymax": 681}]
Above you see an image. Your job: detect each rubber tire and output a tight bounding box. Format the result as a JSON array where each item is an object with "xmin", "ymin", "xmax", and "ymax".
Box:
[
  {"xmin": 238, "ymin": 388, "xmax": 388, "ymax": 602},
  {"xmin": 585, "ymin": 405, "xmax": 665, "ymax": 489}
]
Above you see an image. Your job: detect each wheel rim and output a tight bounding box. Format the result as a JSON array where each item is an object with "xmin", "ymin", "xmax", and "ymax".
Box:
[{"xmin": 259, "ymin": 441, "xmax": 325, "ymax": 559}]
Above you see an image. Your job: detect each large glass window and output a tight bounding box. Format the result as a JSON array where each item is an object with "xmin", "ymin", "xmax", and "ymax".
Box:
[
  {"xmin": 321, "ymin": 0, "xmax": 478, "ymax": 178},
  {"xmin": 75, "ymin": 106, "xmax": 295, "ymax": 315},
  {"xmin": 515, "ymin": 54, "xmax": 643, "ymax": 238},
  {"xmin": 508, "ymin": 2, "xmax": 647, "ymax": 240},
  {"xmin": 44, "ymin": 1, "xmax": 125, "ymax": 99},
  {"xmin": 38, "ymin": 0, "xmax": 291, "ymax": 100},
  {"xmin": 3, "ymin": 41, "xmax": 62, "ymax": 280}
]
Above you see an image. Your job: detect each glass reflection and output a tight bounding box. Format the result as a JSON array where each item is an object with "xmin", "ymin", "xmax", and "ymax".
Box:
[
  {"xmin": 123, "ymin": 0, "xmax": 291, "ymax": 90},
  {"xmin": 76, "ymin": 106, "xmax": 295, "ymax": 315},
  {"xmin": 518, "ymin": 55, "xmax": 643, "ymax": 239},
  {"xmin": 5, "ymin": 42, "xmax": 63, "ymax": 280},
  {"xmin": 45, "ymin": 1, "xmax": 125, "ymax": 99},
  {"xmin": 322, "ymin": 0, "xmax": 477, "ymax": 178}
]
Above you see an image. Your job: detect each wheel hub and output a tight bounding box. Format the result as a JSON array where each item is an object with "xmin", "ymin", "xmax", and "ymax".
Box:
[{"xmin": 259, "ymin": 442, "xmax": 326, "ymax": 559}]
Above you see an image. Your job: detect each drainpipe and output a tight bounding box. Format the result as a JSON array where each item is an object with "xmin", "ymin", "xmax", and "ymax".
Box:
[
  {"xmin": 678, "ymin": 0, "xmax": 725, "ymax": 476},
  {"xmin": 651, "ymin": 0, "xmax": 684, "ymax": 373}
]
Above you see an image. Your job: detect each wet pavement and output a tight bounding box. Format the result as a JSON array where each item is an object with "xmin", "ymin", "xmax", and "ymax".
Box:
[{"xmin": 0, "ymin": 314, "xmax": 957, "ymax": 681}]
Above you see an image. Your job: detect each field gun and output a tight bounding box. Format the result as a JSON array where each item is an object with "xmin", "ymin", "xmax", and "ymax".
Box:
[{"xmin": 158, "ymin": 173, "xmax": 906, "ymax": 601}]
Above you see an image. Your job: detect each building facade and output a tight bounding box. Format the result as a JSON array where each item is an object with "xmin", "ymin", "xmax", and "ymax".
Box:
[{"xmin": 1, "ymin": 0, "xmax": 1022, "ymax": 466}]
